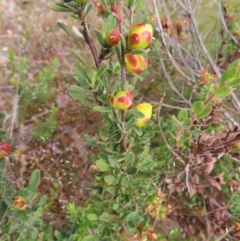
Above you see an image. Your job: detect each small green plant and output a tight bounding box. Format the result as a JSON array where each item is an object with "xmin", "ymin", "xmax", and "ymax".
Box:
[
  {"xmin": 32, "ymin": 105, "xmax": 57, "ymax": 142},
  {"xmin": 0, "ymin": 113, "xmax": 53, "ymax": 241},
  {"xmin": 7, "ymin": 49, "xmax": 58, "ymax": 120}
]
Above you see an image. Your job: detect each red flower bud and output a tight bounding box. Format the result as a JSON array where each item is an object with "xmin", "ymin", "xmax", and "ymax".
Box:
[
  {"xmin": 110, "ymin": 91, "xmax": 133, "ymax": 110},
  {"xmin": 111, "ymin": 5, "xmax": 118, "ymax": 14},
  {"xmin": 127, "ymin": 23, "xmax": 153, "ymax": 50},
  {"xmin": 0, "ymin": 141, "xmax": 11, "ymax": 159},
  {"xmin": 125, "ymin": 53, "xmax": 148, "ymax": 74},
  {"xmin": 105, "ymin": 29, "xmax": 120, "ymax": 47}
]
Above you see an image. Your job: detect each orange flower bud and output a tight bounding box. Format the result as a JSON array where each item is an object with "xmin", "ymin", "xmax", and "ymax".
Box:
[
  {"xmin": 110, "ymin": 91, "xmax": 133, "ymax": 110},
  {"xmin": 105, "ymin": 29, "xmax": 120, "ymax": 47},
  {"xmin": 135, "ymin": 103, "xmax": 153, "ymax": 127},
  {"xmin": 127, "ymin": 23, "xmax": 153, "ymax": 50},
  {"xmin": 0, "ymin": 141, "xmax": 11, "ymax": 159},
  {"xmin": 124, "ymin": 53, "xmax": 148, "ymax": 74},
  {"xmin": 13, "ymin": 196, "xmax": 28, "ymax": 211}
]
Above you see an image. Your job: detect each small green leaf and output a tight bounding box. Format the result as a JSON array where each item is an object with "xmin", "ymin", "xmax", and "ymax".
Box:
[
  {"xmin": 181, "ymin": 132, "xmax": 192, "ymax": 142},
  {"xmin": 96, "ymin": 159, "xmax": 110, "ymax": 172},
  {"xmin": 50, "ymin": 5, "xmax": 74, "ymax": 12},
  {"xmin": 197, "ymin": 106, "xmax": 212, "ymax": 119},
  {"xmin": 83, "ymin": 235, "xmax": 96, "ymax": 241},
  {"xmin": 125, "ymin": 116, "xmax": 136, "ymax": 128},
  {"xmin": 120, "ymin": 34, "xmax": 126, "ymax": 49},
  {"xmin": 129, "ymin": 49, "xmax": 147, "ymax": 55},
  {"xmin": 5, "ymin": 138, "xmax": 13, "ymax": 145},
  {"xmin": 96, "ymin": 63, "xmax": 108, "ymax": 79},
  {"xmin": 113, "ymin": 62, "xmax": 121, "ymax": 75},
  {"xmin": 115, "ymin": 45, "xmax": 121, "ymax": 63},
  {"xmin": 133, "ymin": 147, "xmax": 144, "ymax": 155},
  {"xmin": 128, "ymin": 179, "xmax": 141, "ymax": 186},
  {"xmin": 192, "ymin": 101, "xmax": 204, "ymax": 115},
  {"xmin": 70, "ymin": 49, "xmax": 93, "ymax": 69},
  {"xmin": 89, "ymin": 70, "xmax": 97, "ymax": 87},
  {"xmin": 99, "ymin": 212, "xmax": 112, "ymax": 222},
  {"xmin": 83, "ymin": 2, "xmax": 92, "ymax": 16},
  {"xmin": 28, "ymin": 169, "xmax": 40, "ymax": 191},
  {"xmin": 142, "ymin": 131, "xmax": 155, "ymax": 139},
  {"xmin": 128, "ymin": 109, "xmax": 145, "ymax": 118},
  {"xmin": 136, "ymin": 171, "xmax": 152, "ymax": 179},
  {"xmin": 124, "ymin": 152, "xmax": 135, "ymax": 165},
  {"xmin": 84, "ymin": 134, "xmax": 97, "ymax": 147},
  {"xmin": 3, "ymin": 197, "xmax": 13, "ymax": 206},
  {"xmin": 30, "ymin": 230, "xmax": 38, "ymax": 240},
  {"xmin": 75, "ymin": 65, "xmax": 86, "ymax": 80},
  {"xmin": 69, "ymin": 85, "xmax": 90, "ymax": 101},
  {"xmin": 178, "ymin": 109, "xmax": 188, "ymax": 121},
  {"xmin": 228, "ymin": 78, "xmax": 240, "ymax": 87},
  {"xmin": 107, "ymin": 15, "xmax": 116, "ymax": 30},
  {"xmin": 92, "ymin": 106, "xmax": 112, "ymax": 112},
  {"xmin": 0, "ymin": 113, "xmax": 6, "ymax": 122},
  {"xmin": 87, "ymin": 213, "xmax": 98, "ymax": 221},
  {"xmin": 57, "ymin": 22, "xmax": 80, "ymax": 41},
  {"xmin": 171, "ymin": 115, "xmax": 181, "ymax": 127},
  {"xmin": 95, "ymin": 29, "xmax": 105, "ymax": 46},
  {"xmin": 182, "ymin": 118, "xmax": 192, "ymax": 129},
  {"xmin": 131, "ymin": 73, "xmax": 143, "ymax": 81},
  {"xmin": 125, "ymin": 211, "xmax": 139, "ymax": 223},
  {"xmin": 103, "ymin": 78, "xmax": 109, "ymax": 89},
  {"xmin": 127, "ymin": 167, "xmax": 138, "ymax": 175},
  {"xmin": 104, "ymin": 175, "xmax": 115, "ymax": 185},
  {"xmin": 108, "ymin": 156, "xmax": 119, "ymax": 168},
  {"xmin": 132, "ymin": 126, "xmax": 143, "ymax": 136},
  {"xmin": 0, "ymin": 131, "xmax": 7, "ymax": 138},
  {"xmin": 37, "ymin": 195, "xmax": 48, "ymax": 207},
  {"xmin": 113, "ymin": 204, "xmax": 119, "ymax": 211},
  {"xmin": 54, "ymin": 230, "xmax": 63, "ymax": 240},
  {"xmin": 215, "ymin": 86, "xmax": 232, "ymax": 97},
  {"xmin": 220, "ymin": 59, "xmax": 240, "ymax": 86}
]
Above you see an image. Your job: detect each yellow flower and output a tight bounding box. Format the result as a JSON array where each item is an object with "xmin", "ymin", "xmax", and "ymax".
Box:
[
  {"xmin": 135, "ymin": 103, "xmax": 153, "ymax": 127},
  {"xmin": 127, "ymin": 23, "xmax": 153, "ymax": 50},
  {"xmin": 110, "ymin": 91, "xmax": 133, "ymax": 110},
  {"xmin": 125, "ymin": 54, "xmax": 148, "ymax": 74}
]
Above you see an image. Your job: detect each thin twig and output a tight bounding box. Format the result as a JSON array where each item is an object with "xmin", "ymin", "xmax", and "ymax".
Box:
[
  {"xmin": 217, "ymin": 0, "xmax": 240, "ymax": 46},
  {"xmin": 82, "ymin": 21, "xmax": 99, "ymax": 68},
  {"xmin": 156, "ymin": 93, "xmax": 185, "ymax": 165},
  {"xmin": 215, "ymin": 227, "xmax": 234, "ymax": 241}
]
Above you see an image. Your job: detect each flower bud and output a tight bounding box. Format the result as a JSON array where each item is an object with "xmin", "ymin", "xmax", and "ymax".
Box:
[
  {"xmin": 93, "ymin": 0, "xmax": 105, "ymax": 14},
  {"xmin": 13, "ymin": 196, "xmax": 28, "ymax": 211},
  {"xmin": 105, "ymin": 29, "xmax": 120, "ymax": 47},
  {"xmin": 127, "ymin": 23, "xmax": 153, "ymax": 50},
  {"xmin": 125, "ymin": 53, "xmax": 148, "ymax": 74},
  {"xmin": 110, "ymin": 5, "xmax": 118, "ymax": 14},
  {"xmin": 135, "ymin": 103, "xmax": 153, "ymax": 127},
  {"xmin": 0, "ymin": 141, "xmax": 11, "ymax": 159},
  {"xmin": 110, "ymin": 91, "xmax": 133, "ymax": 110}
]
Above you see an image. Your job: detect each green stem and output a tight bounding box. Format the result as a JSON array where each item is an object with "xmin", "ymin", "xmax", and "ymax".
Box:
[{"xmin": 117, "ymin": 0, "xmax": 127, "ymax": 152}]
